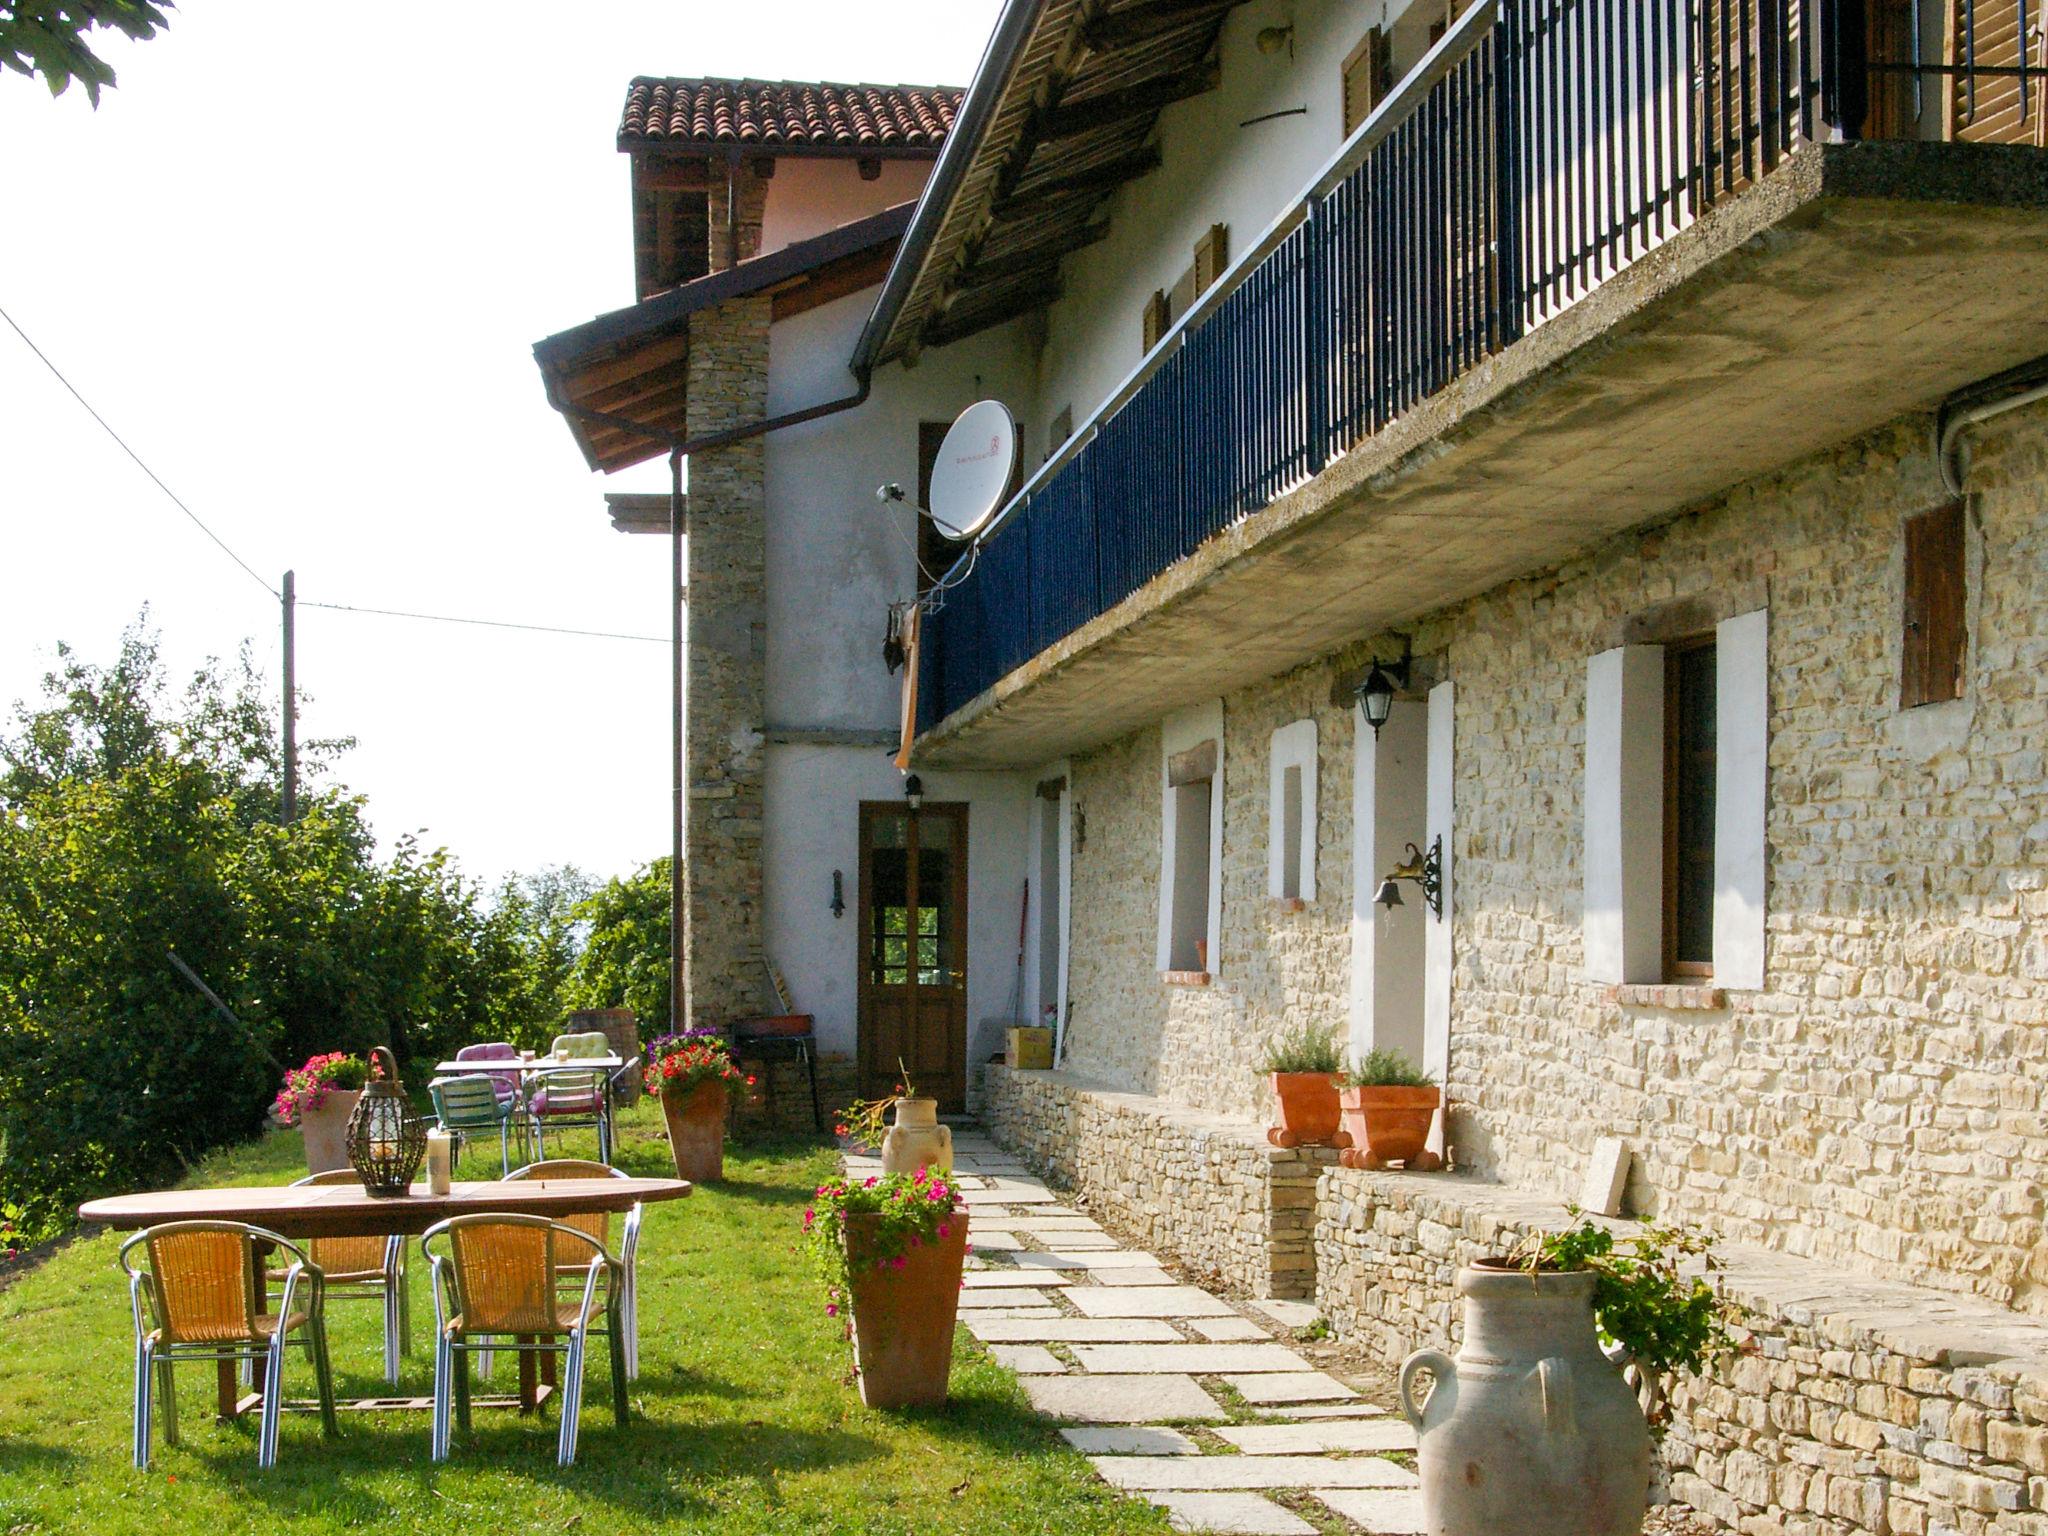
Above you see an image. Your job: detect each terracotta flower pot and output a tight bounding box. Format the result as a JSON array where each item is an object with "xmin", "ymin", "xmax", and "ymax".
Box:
[
  {"xmin": 1338, "ymin": 1084, "xmax": 1444, "ymax": 1170},
  {"xmin": 843, "ymin": 1208, "xmax": 969, "ymax": 1409},
  {"xmin": 1266, "ymin": 1072, "xmax": 1351, "ymax": 1149},
  {"xmin": 300, "ymin": 1090, "xmax": 361, "ymax": 1174},
  {"xmin": 661, "ymin": 1078, "xmax": 729, "ymax": 1183}
]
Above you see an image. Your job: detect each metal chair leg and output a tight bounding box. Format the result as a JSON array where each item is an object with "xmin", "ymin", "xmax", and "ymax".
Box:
[
  {"xmin": 132, "ymin": 1338, "xmax": 154, "ymax": 1470},
  {"xmin": 805, "ymin": 1041, "xmax": 823, "ymax": 1131},
  {"xmin": 608, "ymin": 1305, "xmax": 630, "ymax": 1425},
  {"xmin": 310, "ymin": 1322, "xmax": 339, "ymax": 1437},
  {"xmin": 431, "ymin": 1335, "xmax": 453, "ymax": 1462},
  {"xmin": 558, "ymin": 1334, "xmax": 585, "ymax": 1466},
  {"xmin": 258, "ymin": 1333, "xmax": 287, "ymax": 1468},
  {"xmin": 453, "ymin": 1343, "xmax": 473, "ymax": 1435},
  {"xmin": 157, "ymin": 1355, "xmax": 178, "ymax": 1447}
]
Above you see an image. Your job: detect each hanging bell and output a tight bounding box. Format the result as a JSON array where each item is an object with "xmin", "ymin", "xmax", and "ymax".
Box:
[{"xmin": 346, "ymin": 1045, "xmax": 427, "ymax": 1197}]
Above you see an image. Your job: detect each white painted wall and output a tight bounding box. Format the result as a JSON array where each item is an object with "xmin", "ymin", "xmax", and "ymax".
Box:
[
  {"xmin": 758, "ymin": 158, "xmax": 931, "ymax": 255},
  {"xmin": 1026, "ymin": 0, "xmax": 1454, "ymax": 454},
  {"xmin": 1714, "ymin": 608, "xmax": 1769, "ymax": 991},
  {"xmin": 1349, "ymin": 699, "xmax": 1427, "ymax": 1067},
  {"xmin": 764, "ymin": 287, "xmax": 1036, "ymax": 733},
  {"xmin": 1022, "ymin": 758, "xmax": 1074, "ymax": 1042},
  {"xmin": 1156, "ymin": 699, "xmax": 1226, "ymax": 974},
  {"xmin": 761, "ymin": 743, "xmax": 1033, "ymax": 1063},
  {"xmin": 1423, "ymin": 680, "xmax": 1454, "ymax": 1159}
]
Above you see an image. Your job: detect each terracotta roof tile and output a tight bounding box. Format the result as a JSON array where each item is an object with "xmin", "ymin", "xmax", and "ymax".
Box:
[{"xmin": 620, "ymin": 77, "xmax": 964, "ymax": 151}]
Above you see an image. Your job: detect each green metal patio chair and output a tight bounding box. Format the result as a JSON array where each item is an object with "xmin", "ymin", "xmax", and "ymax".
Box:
[{"xmin": 430, "ymin": 1072, "xmax": 524, "ymax": 1177}]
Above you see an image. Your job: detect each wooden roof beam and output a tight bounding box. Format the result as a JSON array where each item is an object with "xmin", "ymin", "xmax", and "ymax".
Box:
[
  {"xmin": 1082, "ymin": 0, "xmax": 1238, "ymax": 54},
  {"xmin": 924, "ymin": 278, "xmax": 1066, "ymax": 346},
  {"xmin": 1036, "ymin": 59, "xmax": 1221, "ymax": 140},
  {"xmin": 990, "ymin": 144, "xmax": 1161, "ymax": 219},
  {"xmin": 951, "ymin": 222, "xmax": 1111, "ymax": 290}
]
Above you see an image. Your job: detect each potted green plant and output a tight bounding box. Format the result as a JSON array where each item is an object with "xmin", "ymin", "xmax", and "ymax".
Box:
[
  {"xmin": 1400, "ymin": 1215, "xmax": 1740, "ymax": 1535},
  {"xmin": 644, "ymin": 1030, "xmax": 752, "ymax": 1184},
  {"xmin": 804, "ymin": 1165, "xmax": 969, "ymax": 1408},
  {"xmin": 835, "ymin": 1060, "xmax": 952, "ymax": 1175},
  {"xmin": 274, "ymin": 1052, "xmax": 371, "ymax": 1174},
  {"xmin": 1261, "ymin": 1021, "xmax": 1351, "ymax": 1149},
  {"xmin": 1337, "ymin": 1048, "xmax": 1443, "ymax": 1170}
]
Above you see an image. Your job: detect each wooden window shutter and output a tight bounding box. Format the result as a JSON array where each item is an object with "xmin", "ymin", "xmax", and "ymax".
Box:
[
  {"xmin": 1142, "ymin": 289, "xmax": 1169, "ymax": 351},
  {"xmin": 1342, "ymin": 29, "xmax": 1393, "ymax": 134},
  {"xmin": 1902, "ymin": 502, "xmax": 1968, "ymax": 707},
  {"xmin": 1950, "ymin": 0, "xmax": 2045, "ymax": 143},
  {"xmin": 1192, "ymin": 224, "xmax": 1229, "ymax": 293}
]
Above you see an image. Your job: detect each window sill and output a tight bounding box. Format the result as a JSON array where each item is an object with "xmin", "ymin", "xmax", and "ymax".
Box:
[
  {"xmin": 1271, "ymin": 896, "xmax": 1307, "ymax": 914},
  {"xmin": 1605, "ymin": 982, "xmax": 1728, "ymax": 1011},
  {"xmin": 1162, "ymin": 969, "xmax": 1212, "ymax": 987}
]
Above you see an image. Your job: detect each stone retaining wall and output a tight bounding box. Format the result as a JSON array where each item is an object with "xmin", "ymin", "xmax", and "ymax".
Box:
[
  {"xmin": 1316, "ymin": 1166, "xmax": 2048, "ymax": 1535},
  {"xmin": 983, "ymin": 1063, "xmax": 1339, "ymax": 1297}
]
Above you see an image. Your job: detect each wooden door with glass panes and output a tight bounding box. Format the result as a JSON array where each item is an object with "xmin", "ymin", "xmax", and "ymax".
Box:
[{"xmin": 857, "ymin": 801, "xmax": 969, "ymax": 1111}]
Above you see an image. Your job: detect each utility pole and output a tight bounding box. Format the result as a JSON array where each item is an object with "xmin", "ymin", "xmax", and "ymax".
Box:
[{"xmin": 281, "ymin": 569, "xmax": 297, "ymax": 825}]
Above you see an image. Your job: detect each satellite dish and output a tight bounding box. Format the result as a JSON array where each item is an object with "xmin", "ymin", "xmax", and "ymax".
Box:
[{"xmin": 927, "ymin": 400, "xmax": 1018, "ymax": 540}]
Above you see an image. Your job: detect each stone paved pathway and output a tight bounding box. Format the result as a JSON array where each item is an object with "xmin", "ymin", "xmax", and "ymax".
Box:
[{"xmin": 848, "ymin": 1131, "xmax": 1425, "ymax": 1535}]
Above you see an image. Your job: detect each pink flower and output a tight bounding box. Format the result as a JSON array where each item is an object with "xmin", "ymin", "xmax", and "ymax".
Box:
[
  {"xmin": 825, "ymin": 1303, "xmax": 838, "ymax": 1317},
  {"xmin": 891, "ymin": 1256, "xmax": 907, "ymax": 1270},
  {"xmin": 864, "ymin": 1176, "xmax": 878, "ymax": 1187},
  {"xmin": 938, "ymin": 1224, "xmax": 951, "ymax": 1238}
]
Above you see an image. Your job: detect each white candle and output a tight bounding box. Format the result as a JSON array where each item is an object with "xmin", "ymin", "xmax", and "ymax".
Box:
[{"xmin": 425, "ymin": 1129, "xmax": 453, "ymax": 1195}]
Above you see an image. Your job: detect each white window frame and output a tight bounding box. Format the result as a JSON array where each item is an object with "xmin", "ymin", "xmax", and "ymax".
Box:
[
  {"xmin": 1158, "ymin": 699, "xmax": 1225, "ymax": 975},
  {"xmin": 1267, "ymin": 718, "xmax": 1318, "ymax": 903}
]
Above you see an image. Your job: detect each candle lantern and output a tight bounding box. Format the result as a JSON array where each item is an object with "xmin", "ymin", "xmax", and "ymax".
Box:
[{"xmin": 346, "ymin": 1045, "xmax": 426, "ymax": 1196}]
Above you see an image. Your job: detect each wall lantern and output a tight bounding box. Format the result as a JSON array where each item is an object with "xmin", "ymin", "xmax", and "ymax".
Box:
[
  {"xmin": 830, "ymin": 869, "xmax": 846, "ymax": 919},
  {"xmin": 1353, "ymin": 635, "xmax": 1413, "ymax": 739},
  {"xmin": 903, "ymin": 773, "xmax": 924, "ymax": 811},
  {"xmin": 1375, "ymin": 837, "xmax": 1443, "ymax": 920}
]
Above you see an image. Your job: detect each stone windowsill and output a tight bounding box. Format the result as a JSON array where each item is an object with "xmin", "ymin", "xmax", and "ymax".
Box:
[
  {"xmin": 1161, "ymin": 969, "xmax": 1212, "ymax": 987},
  {"xmin": 1605, "ymin": 982, "xmax": 1728, "ymax": 1011}
]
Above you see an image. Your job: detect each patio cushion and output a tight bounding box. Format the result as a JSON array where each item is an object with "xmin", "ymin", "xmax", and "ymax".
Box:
[{"xmin": 532, "ymin": 1082, "xmax": 602, "ymax": 1115}]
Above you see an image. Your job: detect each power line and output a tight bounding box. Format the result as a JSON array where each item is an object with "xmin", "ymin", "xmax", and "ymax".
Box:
[
  {"xmin": 298, "ymin": 599, "xmax": 666, "ymax": 645},
  {"xmin": 0, "ymin": 301, "xmax": 278, "ymax": 600},
  {"xmin": 2, "ymin": 299, "xmax": 670, "ymax": 649}
]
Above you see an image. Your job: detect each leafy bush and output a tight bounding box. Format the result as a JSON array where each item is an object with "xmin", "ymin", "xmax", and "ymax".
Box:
[
  {"xmin": 1260, "ymin": 1020, "xmax": 1343, "ymax": 1075},
  {"xmin": 1344, "ymin": 1047, "xmax": 1437, "ymax": 1087},
  {"xmin": 566, "ymin": 858, "xmax": 672, "ymax": 1028},
  {"xmin": 1502, "ymin": 1212, "xmax": 1743, "ymax": 1426}
]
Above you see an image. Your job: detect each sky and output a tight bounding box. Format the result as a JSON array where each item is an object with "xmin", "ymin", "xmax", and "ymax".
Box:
[{"xmin": 0, "ymin": 0, "xmax": 1002, "ymax": 888}]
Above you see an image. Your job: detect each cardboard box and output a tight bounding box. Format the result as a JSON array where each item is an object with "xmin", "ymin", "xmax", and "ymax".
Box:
[{"xmin": 1007, "ymin": 1026, "xmax": 1055, "ymax": 1071}]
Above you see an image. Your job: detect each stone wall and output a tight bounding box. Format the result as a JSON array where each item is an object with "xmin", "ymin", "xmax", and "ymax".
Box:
[
  {"xmin": 706, "ymin": 167, "xmax": 770, "ymax": 273},
  {"xmin": 1063, "ymin": 665, "xmax": 1357, "ymax": 1125},
  {"xmin": 683, "ymin": 297, "xmax": 773, "ymax": 1027},
  {"xmin": 1315, "ymin": 1166, "xmax": 2048, "ymax": 1536},
  {"xmin": 1054, "ymin": 399, "xmax": 2048, "ymax": 1313},
  {"xmin": 983, "ymin": 1063, "xmax": 1338, "ymax": 1297}
]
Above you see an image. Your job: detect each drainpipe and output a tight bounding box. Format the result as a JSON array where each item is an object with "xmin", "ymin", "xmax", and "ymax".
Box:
[
  {"xmin": 1937, "ymin": 356, "xmax": 2048, "ymax": 497},
  {"xmin": 540, "ymin": 367, "xmax": 874, "ymax": 1036}
]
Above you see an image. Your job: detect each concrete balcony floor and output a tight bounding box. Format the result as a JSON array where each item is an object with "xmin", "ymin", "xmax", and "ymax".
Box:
[{"xmin": 913, "ymin": 139, "xmax": 2048, "ymax": 770}]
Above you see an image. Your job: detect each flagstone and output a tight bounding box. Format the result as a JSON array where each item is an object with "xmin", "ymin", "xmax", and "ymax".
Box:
[
  {"xmin": 1072, "ymin": 1344, "xmax": 1311, "ymax": 1374},
  {"xmin": 1090, "ymin": 1455, "xmax": 1417, "ymax": 1491},
  {"xmin": 986, "ymin": 1345, "xmax": 1068, "ymax": 1374},
  {"xmin": 1004, "ymin": 1216, "xmax": 1101, "ymax": 1232},
  {"xmin": 1312, "ymin": 1488, "xmax": 1428, "ymax": 1533},
  {"xmin": 1088, "ymin": 1266, "xmax": 1179, "ymax": 1286},
  {"xmin": 1066, "ymin": 1286, "xmax": 1235, "ymax": 1319},
  {"xmin": 1060, "ymin": 1426, "xmax": 1201, "ymax": 1455},
  {"xmin": 962, "ymin": 1186, "xmax": 1057, "ymax": 1204},
  {"xmin": 1005, "ymin": 1248, "xmax": 1164, "ymax": 1270},
  {"xmin": 1247, "ymin": 1298, "xmax": 1320, "ymax": 1329},
  {"xmin": 1144, "ymin": 1492, "xmax": 1315, "ymax": 1535},
  {"xmin": 968, "ymin": 1317, "xmax": 1183, "ymax": 1344},
  {"xmin": 1036, "ymin": 1230, "xmax": 1120, "ymax": 1248},
  {"xmin": 969, "ymin": 1230, "xmax": 1024, "ymax": 1251},
  {"xmin": 1265, "ymin": 1402, "xmax": 1389, "ymax": 1419},
  {"xmin": 1021, "ymin": 1374, "xmax": 1227, "ymax": 1423},
  {"xmin": 1217, "ymin": 1421, "xmax": 1417, "ymax": 1454},
  {"xmin": 964, "ymin": 1307, "xmax": 1066, "ymax": 1321},
  {"xmin": 961, "ymin": 1269, "xmax": 1070, "ymax": 1288},
  {"xmin": 958, "ymin": 1288, "xmax": 1065, "ymax": 1309},
  {"xmin": 1223, "ymin": 1373, "xmax": 1358, "ymax": 1404},
  {"xmin": 1189, "ymin": 1317, "xmax": 1268, "ymax": 1341}
]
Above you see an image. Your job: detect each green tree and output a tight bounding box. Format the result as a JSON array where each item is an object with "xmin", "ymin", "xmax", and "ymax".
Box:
[
  {"xmin": 1, "ymin": 1, "xmax": 173, "ymax": 106},
  {"xmin": 567, "ymin": 858, "xmax": 672, "ymax": 1031}
]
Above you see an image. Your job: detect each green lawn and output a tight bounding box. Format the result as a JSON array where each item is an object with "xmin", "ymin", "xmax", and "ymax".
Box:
[{"xmin": 0, "ymin": 1104, "xmax": 1168, "ymax": 1535}]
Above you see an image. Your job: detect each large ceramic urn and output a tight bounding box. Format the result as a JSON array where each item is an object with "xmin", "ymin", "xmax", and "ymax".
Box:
[
  {"xmin": 299, "ymin": 1090, "xmax": 361, "ymax": 1174},
  {"xmin": 1400, "ymin": 1264, "xmax": 1651, "ymax": 1536},
  {"xmin": 880, "ymin": 1098, "xmax": 953, "ymax": 1175}
]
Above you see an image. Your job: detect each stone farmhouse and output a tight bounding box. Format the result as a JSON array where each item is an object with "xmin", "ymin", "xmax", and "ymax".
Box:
[{"xmin": 535, "ymin": 2, "xmax": 2048, "ymax": 1529}]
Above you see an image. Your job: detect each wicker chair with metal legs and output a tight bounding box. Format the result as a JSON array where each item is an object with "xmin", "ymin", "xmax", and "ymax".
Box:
[
  {"xmin": 421, "ymin": 1214, "xmax": 627, "ymax": 1467},
  {"xmin": 118, "ymin": 1221, "xmax": 338, "ymax": 1470},
  {"xmin": 506, "ymin": 1160, "xmax": 645, "ymax": 1380},
  {"xmin": 273, "ymin": 1172, "xmax": 409, "ymax": 1385}
]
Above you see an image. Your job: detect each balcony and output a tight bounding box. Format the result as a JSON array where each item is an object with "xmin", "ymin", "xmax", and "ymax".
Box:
[{"xmin": 913, "ymin": 0, "xmax": 2048, "ymax": 769}]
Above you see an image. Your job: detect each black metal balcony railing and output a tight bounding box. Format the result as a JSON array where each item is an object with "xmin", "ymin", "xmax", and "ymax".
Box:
[{"xmin": 920, "ymin": 0, "xmax": 2045, "ymax": 732}]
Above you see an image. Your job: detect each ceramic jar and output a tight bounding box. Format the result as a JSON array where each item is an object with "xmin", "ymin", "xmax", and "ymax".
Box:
[
  {"xmin": 300, "ymin": 1089, "xmax": 361, "ymax": 1174},
  {"xmin": 880, "ymin": 1097, "xmax": 953, "ymax": 1175},
  {"xmin": 1400, "ymin": 1265, "xmax": 1651, "ymax": 1536}
]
